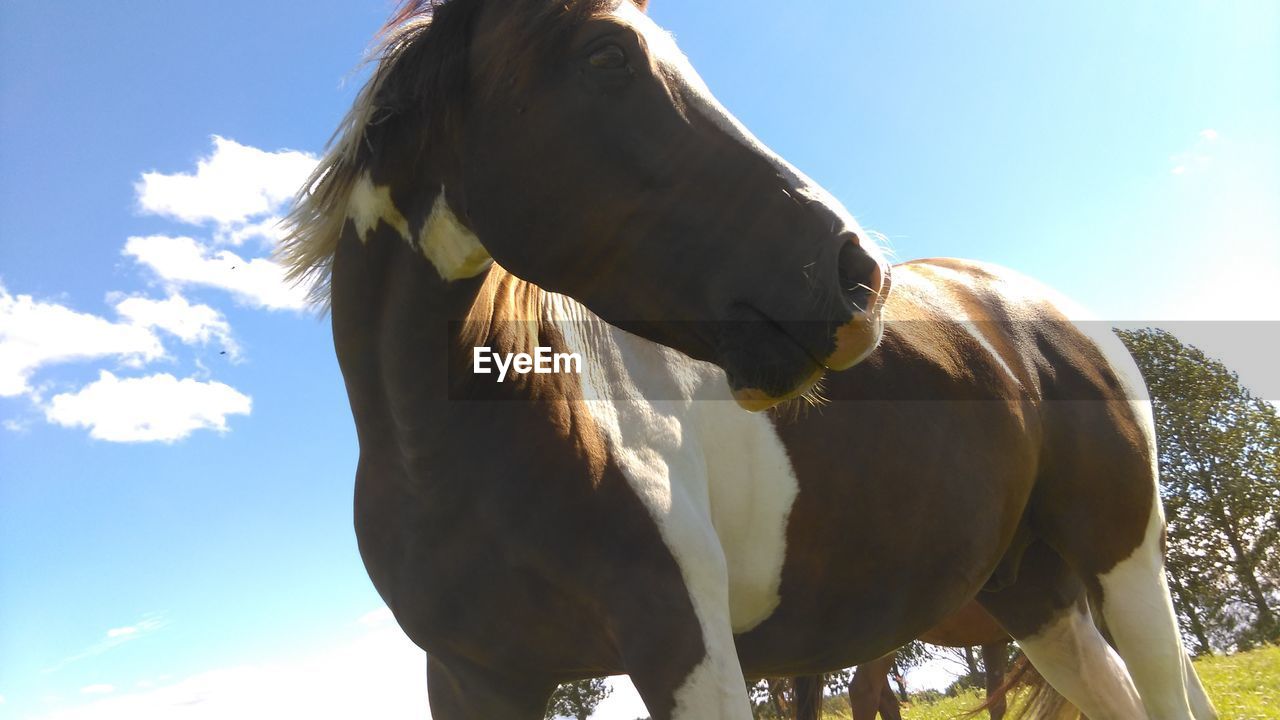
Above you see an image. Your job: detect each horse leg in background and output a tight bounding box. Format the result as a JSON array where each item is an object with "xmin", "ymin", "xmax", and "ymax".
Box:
[
  {"xmin": 980, "ymin": 642, "xmax": 1008, "ymax": 720},
  {"xmin": 978, "ymin": 541, "xmax": 1146, "ymax": 719},
  {"xmin": 890, "ymin": 661, "xmax": 908, "ymax": 702},
  {"xmin": 847, "ymin": 655, "xmax": 895, "ymax": 720},
  {"xmin": 876, "ymin": 673, "xmax": 903, "ymax": 720},
  {"xmin": 790, "ymin": 676, "xmax": 822, "ymax": 720},
  {"xmin": 426, "ymin": 654, "xmax": 555, "ymax": 720}
]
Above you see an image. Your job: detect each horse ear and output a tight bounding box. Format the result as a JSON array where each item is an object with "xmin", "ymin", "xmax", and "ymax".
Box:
[{"xmin": 631, "ymin": 0, "xmax": 649, "ymax": 11}]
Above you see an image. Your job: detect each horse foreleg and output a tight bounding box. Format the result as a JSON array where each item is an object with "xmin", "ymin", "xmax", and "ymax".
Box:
[
  {"xmin": 425, "ymin": 654, "xmax": 555, "ymax": 720},
  {"xmin": 791, "ymin": 676, "xmax": 823, "ymax": 720},
  {"xmin": 617, "ymin": 594, "xmax": 753, "ymax": 719},
  {"xmin": 606, "ymin": 514, "xmax": 753, "ymax": 719}
]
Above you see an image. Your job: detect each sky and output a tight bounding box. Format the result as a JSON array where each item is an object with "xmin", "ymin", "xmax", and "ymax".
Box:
[{"xmin": 0, "ymin": 1, "xmax": 1277, "ymax": 718}]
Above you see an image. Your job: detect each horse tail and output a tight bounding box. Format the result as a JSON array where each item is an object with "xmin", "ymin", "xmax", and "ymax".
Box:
[
  {"xmin": 973, "ymin": 654, "xmax": 1081, "ymax": 720},
  {"xmin": 792, "ymin": 675, "xmax": 824, "ymax": 720}
]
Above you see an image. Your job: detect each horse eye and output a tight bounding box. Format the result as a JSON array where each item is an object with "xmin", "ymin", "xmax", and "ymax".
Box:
[{"xmin": 589, "ymin": 44, "xmax": 627, "ymax": 70}]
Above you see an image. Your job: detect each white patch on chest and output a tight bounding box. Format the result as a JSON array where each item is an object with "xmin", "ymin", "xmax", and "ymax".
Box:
[
  {"xmin": 346, "ymin": 175, "xmax": 491, "ymax": 281},
  {"xmin": 693, "ymin": 401, "xmax": 799, "ymax": 632},
  {"xmin": 548, "ymin": 295, "xmax": 797, "ymax": 718}
]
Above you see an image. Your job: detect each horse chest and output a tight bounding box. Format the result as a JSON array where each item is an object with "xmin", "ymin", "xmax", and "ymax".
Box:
[
  {"xmin": 693, "ymin": 404, "xmax": 801, "ymax": 633},
  {"xmin": 558, "ymin": 307, "xmax": 802, "ymax": 635}
]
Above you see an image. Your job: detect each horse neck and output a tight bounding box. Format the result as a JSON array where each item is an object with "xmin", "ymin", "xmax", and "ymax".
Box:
[
  {"xmin": 542, "ymin": 291, "xmax": 733, "ymax": 413},
  {"xmin": 328, "ymin": 180, "xmax": 495, "ymax": 448},
  {"xmin": 328, "ymin": 173, "xmax": 727, "ymax": 472}
]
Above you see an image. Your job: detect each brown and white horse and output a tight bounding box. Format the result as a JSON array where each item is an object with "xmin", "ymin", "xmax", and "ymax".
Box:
[{"xmin": 282, "ymin": 1, "xmax": 1216, "ymax": 718}]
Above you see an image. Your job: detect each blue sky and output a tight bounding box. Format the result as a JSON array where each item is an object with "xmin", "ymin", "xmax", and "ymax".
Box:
[{"xmin": 0, "ymin": 1, "xmax": 1276, "ymax": 718}]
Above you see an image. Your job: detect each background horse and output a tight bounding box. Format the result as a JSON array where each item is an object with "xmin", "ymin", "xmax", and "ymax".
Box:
[{"xmin": 282, "ymin": 1, "xmax": 1217, "ymax": 718}]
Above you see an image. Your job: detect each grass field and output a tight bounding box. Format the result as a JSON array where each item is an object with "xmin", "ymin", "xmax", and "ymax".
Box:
[{"xmin": 815, "ymin": 645, "xmax": 1279, "ymax": 719}]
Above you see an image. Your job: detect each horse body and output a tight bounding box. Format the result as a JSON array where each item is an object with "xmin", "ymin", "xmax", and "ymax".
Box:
[
  {"xmin": 333, "ymin": 211, "xmax": 1152, "ymax": 710},
  {"xmin": 290, "ymin": 1, "xmax": 1217, "ymax": 717}
]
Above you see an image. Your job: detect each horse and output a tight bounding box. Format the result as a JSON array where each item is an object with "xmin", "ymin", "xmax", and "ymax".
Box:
[
  {"xmin": 280, "ymin": 1, "xmax": 1218, "ymax": 718},
  {"xmin": 789, "ymin": 601, "xmax": 1012, "ymax": 720}
]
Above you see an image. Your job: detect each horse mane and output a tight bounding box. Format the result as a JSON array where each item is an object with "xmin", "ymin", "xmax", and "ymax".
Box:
[
  {"xmin": 277, "ymin": 0, "xmax": 615, "ymax": 308},
  {"xmin": 277, "ymin": 0, "xmax": 468, "ymax": 307}
]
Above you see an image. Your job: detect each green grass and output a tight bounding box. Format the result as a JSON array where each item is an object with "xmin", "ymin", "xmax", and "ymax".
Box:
[
  {"xmin": 1192, "ymin": 645, "xmax": 1279, "ymax": 719},
  {"xmin": 818, "ymin": 689, "xmax": 988, "ymax": 720},
  {"xmin": 818, "ymin": 645, "xmax": 1279, "ymax": 719}
]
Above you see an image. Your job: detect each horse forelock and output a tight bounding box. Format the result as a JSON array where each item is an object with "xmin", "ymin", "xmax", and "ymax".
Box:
[{"xmin": 278, "ymin": 0, "xmax": 614, "ymax": 308}]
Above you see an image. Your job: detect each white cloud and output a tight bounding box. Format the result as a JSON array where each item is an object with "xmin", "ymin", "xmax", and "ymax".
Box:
[
  {"xmin": 80, "ymin": 685, "xmax": 115, "ymax": 696},
  {"xmin": 30, "ymin": 616, "xmax": 429, "ymax": 720},
  {"xmin": 136, "ymin": 136, "xmax": 315, "ymax": 229},
  {"xmin": 21, "ymin": 607, "xmax": 667, "ymax": 720},
  {"xmin": 105, "ymin": 618, "xmax": 165, "ymax": 639},
  {"xmin": 213, "ymin": 215, "xmax": 289, "ymax": 247},
  {"xmin": 0, "ymin": 285, "xmax": 164, "ymax": 398},
  {"xmin": 113, "ymin": 294, "xmax": 239, "ymax": 358},
  {"xmin": 1170, "ymin": 129, "xmax": 1222, "ymax": 176},
  {"xmin": 2, "ymin": 135, "xmax": 314, "ymax": 443},
  {"xmin": 45, "ymin": 616, "xmax": 169, "ymax": 673},
  {"xmin": 124, "ymin": 235, "xmax": 307, "ymax": 311},
  {"xmin": 0, "ymin": 284, "xmax": 245, "ymax": 404},
  {"xmin": 357, "ymin": 607, "xmax": 395, "ymax": 627},
  {"xmin": 45, "ymin": 371, "xmax": 251, "ymax": 443}
]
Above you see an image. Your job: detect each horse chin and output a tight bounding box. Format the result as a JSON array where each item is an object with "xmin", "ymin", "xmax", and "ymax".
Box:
[
  {"xmin": 824, "ymin": 311, "xmax": 885, "ymax": 371},
  {"xmin": 730, "ymin": 364, "xmax": 826, "ymax": 412}
]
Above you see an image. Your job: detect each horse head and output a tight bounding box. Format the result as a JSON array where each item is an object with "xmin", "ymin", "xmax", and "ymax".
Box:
[{"xmin": 291, "ymin": 0, "xmax": 890, "ymax": 410}]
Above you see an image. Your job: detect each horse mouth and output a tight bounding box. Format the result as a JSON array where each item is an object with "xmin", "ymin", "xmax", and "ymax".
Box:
[
  {"xmin": 716, "ymin": 307, "xmax": 834, "ymax": 411},
  {"xmin": 731, "ymin": 363, "xmax": 827, "ymax": 412},
  {"xmin": 718, "ymin": 300, "xmax": 886, "ymax": 412}
]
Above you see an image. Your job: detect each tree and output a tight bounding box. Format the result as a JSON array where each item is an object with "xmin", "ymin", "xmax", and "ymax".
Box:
[
  {"xmin": 1117, "ymin": 327, "xmax": 1280, "ymax": 652},
  {"xmin": 747, "ymin": 679, "xmax": 790, "ymax": 719},
  {"xmin": 545, "ymin": 678, "xmax": 612, "ymax": 720}
]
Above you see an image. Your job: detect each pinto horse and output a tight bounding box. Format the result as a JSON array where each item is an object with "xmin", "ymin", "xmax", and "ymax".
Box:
[{"xmin": 282, "ymin": 1, "xmax": 1216, "ymax": 718}]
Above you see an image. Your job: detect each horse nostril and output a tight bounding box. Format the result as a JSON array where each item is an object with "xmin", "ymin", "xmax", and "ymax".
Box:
[{"xmin": 837, "ymin": 238, "xmax": 882, "ymax": 314}]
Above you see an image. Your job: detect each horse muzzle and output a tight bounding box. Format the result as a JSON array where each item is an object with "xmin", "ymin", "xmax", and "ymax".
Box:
[
  {"xmin": 824, "ymin": 251, "xmax": 889, "ymax": 371},
  {"xmin": 726, "ymin": 238, "xmax": 889, "ymax": 411}
]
